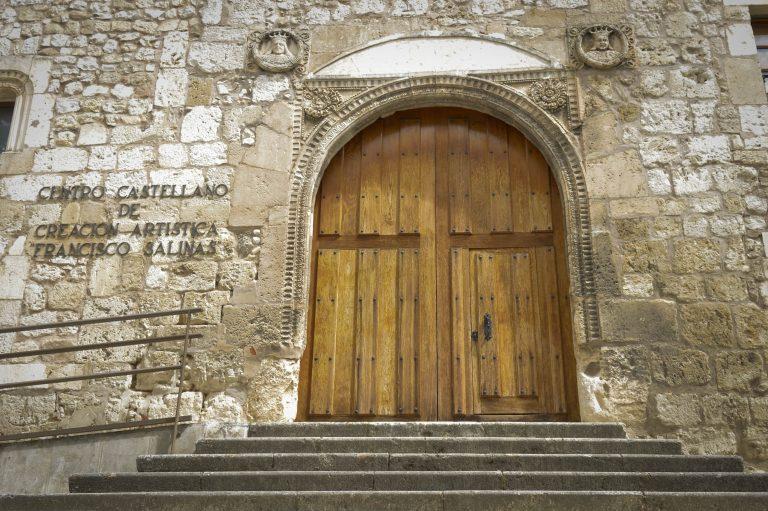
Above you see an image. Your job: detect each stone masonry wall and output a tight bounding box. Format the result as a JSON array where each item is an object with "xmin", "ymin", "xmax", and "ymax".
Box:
[{"xmin": 0, "ymin": 0, "xmax": 767, "ymax": 469}]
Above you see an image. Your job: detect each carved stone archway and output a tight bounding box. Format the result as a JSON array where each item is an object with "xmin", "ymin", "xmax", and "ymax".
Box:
[{"xmin": 280, "ymin": 75, "xmax": 600, "ymax": 358}]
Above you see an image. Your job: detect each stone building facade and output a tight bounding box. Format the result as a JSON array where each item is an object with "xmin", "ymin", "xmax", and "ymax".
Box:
[{"xmin": 0, "ymin": 0, "xmax": 768, "ymax": 470}]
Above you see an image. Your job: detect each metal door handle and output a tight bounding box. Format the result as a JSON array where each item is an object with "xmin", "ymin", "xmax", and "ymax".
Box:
[{"xmin": 483, "ymin": 313, "xmax": 492, "ymax": 341}]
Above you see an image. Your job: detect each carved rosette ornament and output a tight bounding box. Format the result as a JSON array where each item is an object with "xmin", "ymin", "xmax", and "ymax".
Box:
[
  {"xmin": 250, "ymin": 29, "xmax": 309, "ymax": 74},
  {"xmin": 303, "ymin": 88, "xmax": 343, "ymax": 118},
  {"xmin": 528, "ymin": 79, "xmax": 568, "ymax": 112},
  {"xmin": 568, "ymin": 24, "xmax": 636, "ymax": 70}
]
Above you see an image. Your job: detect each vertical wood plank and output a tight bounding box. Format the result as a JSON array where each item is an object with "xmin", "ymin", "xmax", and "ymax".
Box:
[
  {"xmin": 380, "ymin": 118, "xmax": 400, "ymax": 236},
  {"xmin": 318, "ymin": 154, "xmax": 343, "ymax": 236},
  {"xmin": 309, "ymin": 249, "xmax": 338, "ymax": 415},
  {"xmin": 490, "ymin": 251, "xmax": 515, "ymax": 398},
  {"xmin": 512, "ymin": 250, "xmax": 536, "ymax": 397},
  {"xmin": 398, "ymin": 118, "xmax": 421, "ymax": 235},
  {"xmin": 469, "ymin": 117, "xmax": 491, "ymax": 234},
  {"xmin": 489, "ymin": 118, "xmax": 512, "ymax": 233},
  {"xmin": 355, "ymin": 249, "xmax": 377, "ymax": 415},
  {"xmin": 331, "ymin": 249, "xmax": 357, "ymax": 415},
  {"xmin": 340, "ymin": 135, "xmax": 362, "ymax": 236},
  {"xmin": 508, "ymin": 128, "xmax": 532, "ymax": 232},
  {"xmin": 398, "ymin": 248, "xmax": 419, "ymax": 415},
  {"xmin": 375, "ymin": 249, "xmax": 398, "ymax": 415},
  {"xmin": 474, "ymin": 251, "xmax": 499, "ymax": 398},
  {"xmin": 359, "ymin": 124, "xmax": 384, "ymax": 235},
  {"xmin": 535, "ymin": 246, "xmax": 567, "ymax": 414},
  {"xmin": 448, "ymin": 119, "xmax": 470, "ymax": 234},
  {"xmin": 449, "ymin": 248, "xmax": 471, "ymax": 415},
  {"xmin": 528, "ymin": 141, "xmax": 553, "ymax": 232}
]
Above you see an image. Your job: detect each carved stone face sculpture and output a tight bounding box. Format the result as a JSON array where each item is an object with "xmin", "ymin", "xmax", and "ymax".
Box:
[
  {"xmin": 572, "ymin": 25, "xmax": 628, "ymax": 70},
  {"xmin": 252, "ymin": 30, "xmax": 304, "ymax": 73},
  {"xmin": 593, "ymin": 31, "xmax": 611, "ymax": 52}
]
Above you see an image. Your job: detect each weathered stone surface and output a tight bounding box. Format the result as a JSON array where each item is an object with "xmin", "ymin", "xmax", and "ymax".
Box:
[
  {"xmin": 680, "ymin": 303, "xmax": 735, "ymax": 347},
  {"xmin": 733, "ymin": 304, "xmax": 768, "ymax": 349},
  {"xmin": 723, "ymin": 58, "xmax": 768, "ymax": 105},
  {"xmin": 600, "ymin": 299, "xmax": 677, "ymax": 342},
  {"xmin": 655, "ymin": 393, "xmax": 702, "ymax": 427},
  {"xmin": 47, "ymin": 282, "xmax": 86, "ymax": 311},
  {"xmin": 673, "ymin": 238, "xmax": 721, "ymax": 273},
  {"xmin": 585, "ymin": 150, "xmax": 647, "ymax": 198},
  {"xmin": 651, "ymin": 348, "xmax": 710, "ymax": 386},
  {"xmin": 715, "ymin": 351, "xmax": 764, "ymax": 392}
]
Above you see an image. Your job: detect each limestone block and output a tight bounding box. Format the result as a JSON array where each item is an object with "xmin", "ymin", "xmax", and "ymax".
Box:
[
  {"xmin": 622, "ymin": 274, "xmax": 654, "ymax": 297},
  {"xmin": 655, "ymin": 393, "xmax": 702, "ymax": 426},
  {"xmin": 32, "ymin": 147, "xmax": 88, "ymax": 173},
  {"xmin": 186, "ymin": 77, "xmax": 213, "ymax": 107},
  {"xmin": 727, "ymin": 23, "xmax": 757, "ymax": 56},
  {"xmin": 672, "ymin": 165, "xmax": 712, "ymax": 195},
  {"xmin": 750, "ymin": 396, "xmax": 768, "ymax": 423},
  {"xmin": 219, "ymin": 259, "xmax": 257, "ymax": 290},
  {"xmin": 710, "ymin": 214, "xmax": 744, "ymax": 236},
  {"xmin": 609, "ymin": 197, "xmax": 660, "ymax": 218},
  {"xmin": 691, "ymin": 101, "xmax": 717, "ymax": 133},
  {"xmin": 0, "ymin": 174, "xmax": 62, "ymax": 201},
  {"xmin": 723, "ymin": 58, "xmax": 768, "ymax": 105},
  {"xmin": 262, "ymin": 101, "xmax": 293, "ymax": 136},
  {"xmin": 599, "ymin": 345, "xmax": 651, "ymax": 405},
  {"xmin": 638, "ymin": 69, "xmax": 668, "ymax": 98},
  {"xmin": 0, "ymin": 255, "xmax": 28, "ymax": 299},
  {"xmin": 702, "ymin": 393, "xmax": 750, "ymax": 426},
  {"xmin": 673, "ymin": 238, "xmax": 721, "ymax": 273},
  {"xmin": 154, "ymin": 68, "xmax": 188, "ymax": 107},
  {"xmin": 241, "ymin": 127, "xmax": 291, "ymax": 173},
  {"xmin": 711, "ymin": 163, "xmax": 758, "ymax": 193},
  {"xmin": 251, "ymin": 75, "xmax": 291, "ymax": 103},
  {"xmin": 734, "ymin": 304, "xmax": 768, "ymax": 348},
  {"xmin": 680, "ymin": 302, "xmax": 734, "ymax": 347},
  {"xmin": 121, "ymin": 254, "xmax": 145, "ymax": 291},
  {"xmin": 24, "ymin": 93, "xmax": 54, "ymax": 148},
  {"xmin": 189, "ymin": 142, "xmax": 227, "ymax": 166},
  {"xmin": 158, "ymin": 143, "xmax": 189, "ymax": 168},
  {"xmin": 167, "ymin": 261, "xmax": 217, "ymax": 291},
  {"xmin": 222, "ymin": 303, "xmax": 282, "ymax": 348},
  {"xmin": 180, "ymin": 106, "xmax": 221, "ymax": 143},
  {"xmin": 88, "ymin": 257, "xmax": 121, "ymax": 297},
  {"xmin": 117, "ymin": 145, "xmax": 155, "ymax": 171},
  {"xmin": 686, "ymin": 135, "xmax": 731, "ymax": 165},
  {"xmin": 638, "ymin": 40, "xmax": 677, "ymax": 66},
  {"xmin": 669, "ymin": 67, "xmax": 718, "ymax": 98},
  {"xmin": 77, "ymin": 123, "xmax": 108, "ymax": 146},
  {"xmin": 135, "ymin": 350, "xmax": 180, "ymax": 390},
  {"xmin": 622, "ymin": 240, "xmax": 670, "ymax": 273},
  {"xmin": 639, "ymin": 137, "xmax": 679, "ymax": 166},
  {"xmin": 188, "ymin": 42, "xmax": 245, "ymax": 73},
  {"xmin": 161, "ymin": 31, "xmax": 189, "ymax": 68},
  {"xmin": 202, "ymin": 392, "xmax": 246, "ymax": 423},
  {"xmin": 23, "ymin": 282, "xmax": 45, "ymax": 312},
  {"xmin": 651, "ymin": 348, "xmax": 710, "ymax": 386},
  {"xmin": 182, "ymin": 291, "xmax": 230, "ymax": 324},
  {"xmin": 229, "ymin": 0, "xmax": 269, "ymax": 24},
  {"xmin": 641, "ymin": 100, "xmax": 692, "ymax": 134},
  {"xmin": 137, "ymin": 292, "xmax": 182, "ymax": 326},
  {"xmin": 582, "ymin": 112, "xmax": 620, "ymax": 158},
  {"xmin": 703, "ymin": 274, "xmax": 746, "ymax": 302},
  {"xmin": 0, "ymin": 393, "xmax": 56, "ymax": 428},
  {"xmin": 740, "ymin": 105, "xmax": 768, "ymax": 135},
  {"xmin": 678, "ymin": 427, "xmax": 737, "ymax": 456},
  {"xmin": 744, "ymin": 426, "xmax": 768, "ymax": 460},
  {"xmin": 188, "ymin": 348, "xmax": 244, "ymax": 393},
  {"xmin": 88, "ymin": 145, "xmax": 117, "ymax": 171},
  {"xmin": 47, "ymin": 281, "xmax": 86, "ymax": 311},
  {"xmin": 230, "ymin": 168, "xmax": 289, "ymax": 226},
  {"xmin": 583, "ymin": 150, "xmax": 647, "ymax": 198},
  {"xmin": 245, "ymin": 357, "xmax": 299, "ymax": 422},
  {"xmin": 600, "ymin": 299, "xmax": 678, "ymax": 342},
  {"xmin": 715, "ymin": 350, "xmax": 763, "ymax": 392},
  {"xmin": 0, "ymin": 362, "xmax": 46, "ymax": 386},
  {"xmin": 646, "ymin": 167, "xmax": 672, "ymax": 195}
]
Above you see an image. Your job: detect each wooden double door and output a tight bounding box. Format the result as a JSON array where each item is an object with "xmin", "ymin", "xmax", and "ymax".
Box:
[{"xmin": 297, "ymin": 108, "xmax": 577, "ymax": 421}]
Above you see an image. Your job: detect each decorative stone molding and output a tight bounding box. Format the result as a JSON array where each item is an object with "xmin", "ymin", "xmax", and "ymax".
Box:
[
  {"xmin": 281, "ymin": 75, "xmax": 600, "ymax": 354},
  {"xmin": 302, "ymin": 88, "xmax": 343, "ymax": 119},
  {"xmin": 528, "ymin": 79, "xmax": 568, "ymax": 112},
  {"xmin": 0, "ymin": 70, "xmax": 33, "ymax": 152},
  {"xmin": 568, "ymin": 24, "xmax": 636, "ymax": 70},
  {"xmin": 249, "ymin": 29, "xmax": 309, "ymax": 75}
]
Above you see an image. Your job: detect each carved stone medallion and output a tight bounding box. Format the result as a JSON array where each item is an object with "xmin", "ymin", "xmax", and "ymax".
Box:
[
  {"xmin": 250, "ymin": 29, "xmax": 308, "ymax": 73},
  {"xmin": 529, "ymin": 79, "xmax": 568, "ymax": 112},
  {"xmin": 303, "ymin": 88, "xmax": 343, "ymax": 118},
  {"xmin": 568, "ymin": 25, "xmax": 635, "ymax": 70}
]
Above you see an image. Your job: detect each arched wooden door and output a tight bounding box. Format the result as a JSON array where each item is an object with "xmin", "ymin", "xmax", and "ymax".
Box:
[{"xmin": 297, "ymin": 108, "xmax": 578, "ymax": 421}]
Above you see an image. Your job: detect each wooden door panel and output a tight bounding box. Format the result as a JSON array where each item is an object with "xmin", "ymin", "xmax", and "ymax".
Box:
[{"xmin": 302, "ymin": 108, "xmax": 574, "ymax": 422}]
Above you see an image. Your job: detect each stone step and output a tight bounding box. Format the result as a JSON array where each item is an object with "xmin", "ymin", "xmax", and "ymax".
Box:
[
  {"xmin": 69, "ymin": 470, "xmax": 768, "ymax": 493},
  {"xmin": 247, "ymin": 422, "xmax": 627, "ymax": 438},
  {"xmin": 195, "ymin": 437, "xmax": 682, "ymax": 455},
  {"xmin": 3, "ymin": 491, "xmax": 768, "ymax": 511},
  {"xmin": 137, "ymin": 453, "xmax": 743, "ymax": 473}
]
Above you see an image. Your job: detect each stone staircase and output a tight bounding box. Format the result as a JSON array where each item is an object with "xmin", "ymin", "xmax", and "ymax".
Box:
[{"xmin": 2, "ymin": 422, "xmax": 768, "ymax": 510}]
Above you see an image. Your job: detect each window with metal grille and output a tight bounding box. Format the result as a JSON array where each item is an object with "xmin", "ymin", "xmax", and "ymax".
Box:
[
  {"xmin": 0, "ymin": 100, "xmax": 15, "ymax": 153},
  {"xmin": 753, "ymin": 19, "xmax": 768, "ymax": 93}
]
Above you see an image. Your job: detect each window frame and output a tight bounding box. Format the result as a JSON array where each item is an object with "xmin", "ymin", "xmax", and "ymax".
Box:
[{"xmin": 0, "ymin": 70, "xmax": 33, "ymax": 153}]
